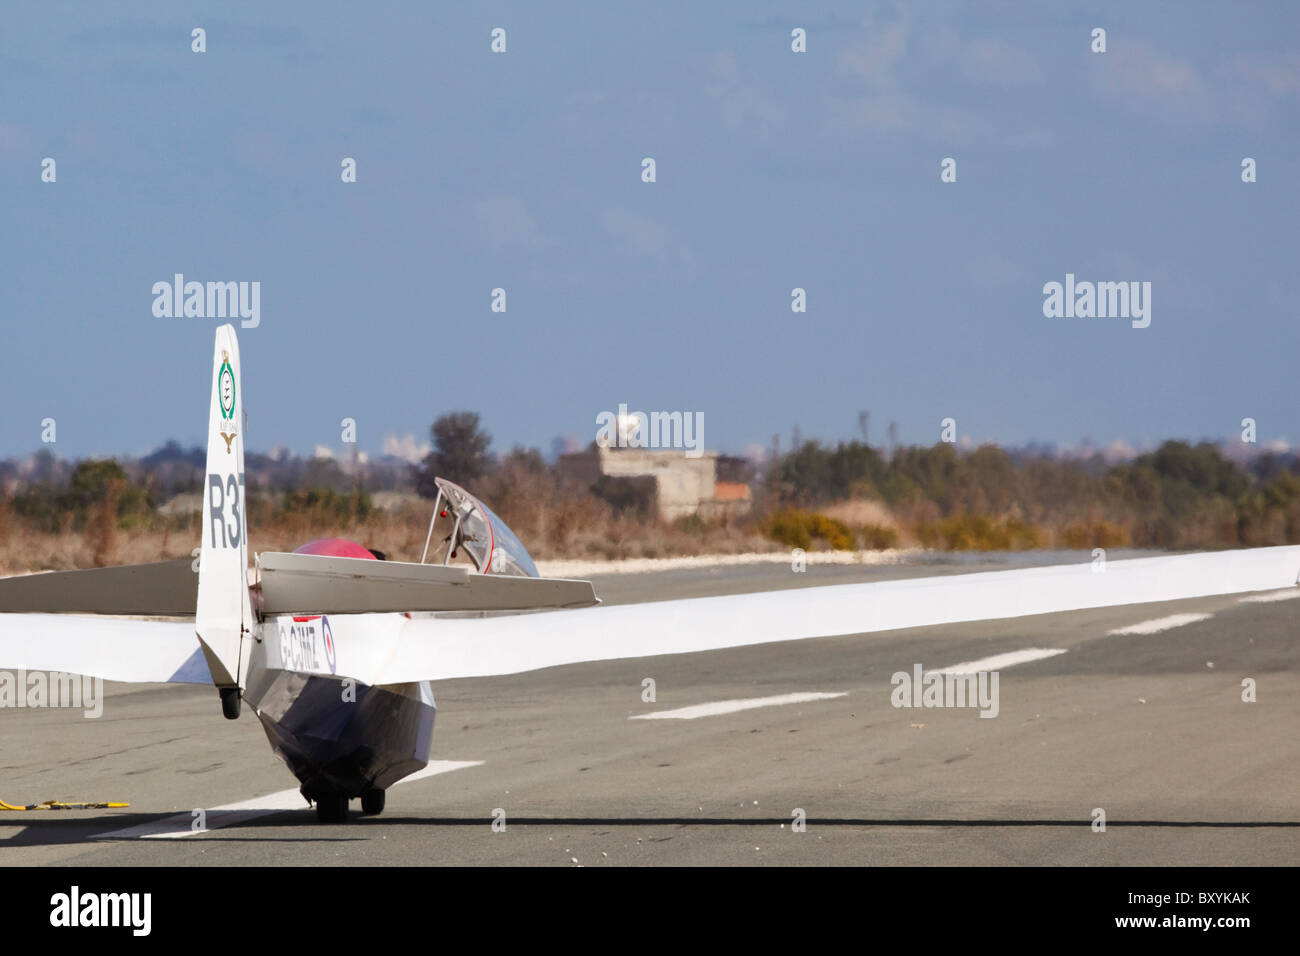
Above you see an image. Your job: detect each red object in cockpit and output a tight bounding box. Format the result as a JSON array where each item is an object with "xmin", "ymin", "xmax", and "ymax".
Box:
[{"xmin": 292, "ymin": 538, "xmax": 377, "ymax": 560}]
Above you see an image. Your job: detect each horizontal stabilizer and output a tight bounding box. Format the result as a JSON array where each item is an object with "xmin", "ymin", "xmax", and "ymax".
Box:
[
  {"xmin": 0, "ymin": 558, "xmax": 197, "ymax": 616},
  {"xmin": 257, "ymin": 552, "xmax": 598, "ymax": 614}
]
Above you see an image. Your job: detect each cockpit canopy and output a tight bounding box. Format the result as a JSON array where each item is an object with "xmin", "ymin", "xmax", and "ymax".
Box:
[{"xmin": 420, "ymin": 477, "xmax": 539, "ymax": 578}]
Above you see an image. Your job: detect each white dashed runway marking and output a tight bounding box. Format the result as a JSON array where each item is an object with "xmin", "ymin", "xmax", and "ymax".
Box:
[
  {"xmin": 93, "ymin": 760, "xmax": 483, "ymax": 840},
  {"xmin": 1107, "ymin": 612, "xmax": 1213, "ymax": 636},
  {"xmin": 928, "ymin": 648, "xmax": 1067, "ymax": 675},
  {"xmin": 631, "ymin": 650, "xmax": 1072, "ymax": 721},
  {"xmin": 629, "ymin": 692, "xmax": 847, "ymax": 721}
]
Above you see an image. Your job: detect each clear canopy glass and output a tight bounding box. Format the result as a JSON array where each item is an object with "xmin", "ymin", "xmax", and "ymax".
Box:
[{"xmin": 423, "ymin": 477, "xmax": 540, "ymax": 578}]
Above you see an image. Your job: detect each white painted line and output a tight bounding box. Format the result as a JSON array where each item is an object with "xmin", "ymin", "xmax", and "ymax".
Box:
[
  {"xmin": 1239, "ymin": 589, "xmax": 1300, "ymax": 603},
  {"xmin": 394, "ymin": 760, "xmax": 484, "ymax": 785},
  {"xmin": 629, "ymin": 691, "xmax": 846, "ymax": 721},
  {"xmin": 928, "ymin": 648, "xmax": 1067, "ymax": 675},
  {"xmin": 1107, "ymin": 612, "xmax": 1212, "ymax": 636},
  {"xmin": 102, "ymin": 794, "xmax": 307, "ymax": 840},
  {"xmin": 93, "ymin": 760, "xmax": 483, "ymax": 840}
]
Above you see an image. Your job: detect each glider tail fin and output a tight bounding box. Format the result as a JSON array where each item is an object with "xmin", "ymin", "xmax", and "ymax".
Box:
[{"xmin": 195, "ymin": 323, "xmax": 254, "ymax": 718}]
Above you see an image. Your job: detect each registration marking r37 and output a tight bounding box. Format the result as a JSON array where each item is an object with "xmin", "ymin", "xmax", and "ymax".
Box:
[{"xmin": 206, "ymin": 472, "xmax": 246, "ymax": 549}]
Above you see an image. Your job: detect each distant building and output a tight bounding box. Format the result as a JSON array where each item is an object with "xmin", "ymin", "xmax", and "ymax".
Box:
[{"xmin": 558, "ymin": 447, "xmax": 751, "ymax": 521}]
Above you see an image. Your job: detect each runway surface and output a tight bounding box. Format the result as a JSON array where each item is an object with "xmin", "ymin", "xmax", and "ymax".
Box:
[{"xmin": 4, "ymin": 557, "xmax": 1298, "ymax": 866}]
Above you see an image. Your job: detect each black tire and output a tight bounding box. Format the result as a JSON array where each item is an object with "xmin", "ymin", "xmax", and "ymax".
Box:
[
  {"xmin": 219, "ymin": 687, "xmax": 241, "ymax": 720},
  {"xmin": 315, "ymin": 792, "xmax": 349, "ymax": 823},
  {"xmin": 360, "ymin": 788, "xmax": 386, "ymax": 816}
]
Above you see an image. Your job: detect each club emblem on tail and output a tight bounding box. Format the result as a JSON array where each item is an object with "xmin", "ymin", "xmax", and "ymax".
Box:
[
  {"xmin": 218, "ymin": 352, "xmax": 236, "ymax": 419},
  {"xmin": 217, "ymin": 351, "xmax": 237, "ymax": 454}
]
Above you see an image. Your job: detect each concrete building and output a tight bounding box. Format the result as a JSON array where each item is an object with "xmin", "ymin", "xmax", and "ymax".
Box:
[{"xmin": 558, "ymin": 446, "xmax": 751, "ymax": 521}]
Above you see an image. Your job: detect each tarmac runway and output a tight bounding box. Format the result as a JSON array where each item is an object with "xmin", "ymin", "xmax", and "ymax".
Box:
[{"xmin": 3, "ymin": 557, "xmax": 1298, "ymax": 866}]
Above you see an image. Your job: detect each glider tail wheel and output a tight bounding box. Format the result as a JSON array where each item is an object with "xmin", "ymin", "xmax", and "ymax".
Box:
[{"xmin": 220, "ymin": 687, "xmax": 241, "ymax": 720}]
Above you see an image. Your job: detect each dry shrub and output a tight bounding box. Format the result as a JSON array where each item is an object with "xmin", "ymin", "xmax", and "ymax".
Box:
[
  {"xmin": 89, "ymin": 479, "xmax": 122, "ymax": 567},
  {"xmin": 821, "ymin": 499, "xmax": 897, "ymax": 528},
  {"xmin": 1058, "ymin": 519, "xmax": 1129, "ymax": 549},
  {"xmin": 764, "ymin": 509, "xmax": 856, "ymax": 551},
  {"xmin": 914, "ymin": 513, "xmax": 1043, "ymax": 551},
  {"xmin": 859, "ymin": 523, "xmax": 900, "ymax": 550}
]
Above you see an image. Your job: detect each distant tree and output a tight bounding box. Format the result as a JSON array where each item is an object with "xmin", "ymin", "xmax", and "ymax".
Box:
[
  {"xmin": 415, "ymin": 412, "xmax": 493, "ymax": 496},
  {"xmin": 9, "ymin": 482, "xmax": 65, "ymax": 532},
  {"xmin": 65, "ymin": 459, "xmax": 128, "ymax": 511},
  {"xmin": 27, "ymin": 448, "xmax": 60, "ymax": 483},
  {"xmin": 140, "ymin": 440, "xmax": 204, "ymax": 469},
  {"xmin": 1141, "ymin": 441, "xmax": 1247, "ymax": 499},
  {"xmin": 276, "ymin": 487, "xmax": 373, "ymax": 522},
  {"xmin": 301, "ymin": 456, "xmax": 350, "ymax": 493},
  {"xmin": 8, "ymin": 459, "xmax": 153, "ymax": 534},
  {"xmin": 139, "ymin": 440, "xmax": 205, "ymax": 499},
  {"xmin": 766, "ymin": 440, "xmax": 886, "ymax": 506},
  {"xmin": 65, "ymin": 459, "xmax": 154, "ymax": 519},
  {"xmin": 498, "ymin": 446, "xmax": 546, "ymax": 476},
  {"xmin": 478, "ymin": 446, "xmax": 554, "ymax": 526}
]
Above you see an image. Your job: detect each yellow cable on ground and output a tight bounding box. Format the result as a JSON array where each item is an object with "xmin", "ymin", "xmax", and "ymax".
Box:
[{"xmin": 1, "ymin": 799, "xmax": 129, "ymax": 810}]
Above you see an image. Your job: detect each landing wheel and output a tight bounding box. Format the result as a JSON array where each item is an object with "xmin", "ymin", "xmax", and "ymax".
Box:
[
  {"xmin": 315, "ymin": 792, "xmax": 349, "ymax": 823},
  {"xmin": 219, "ymin": 687, "xmax": 241, "ymax": 720},
  {"xmin": 360, "ymin": 788, "xmax": 386, "ymax": 816}
]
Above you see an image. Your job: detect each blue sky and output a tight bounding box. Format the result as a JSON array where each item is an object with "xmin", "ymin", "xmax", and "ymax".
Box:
[{"xmin": 2, "ymin": 1, "xmax": 1297, "ymax": 463}]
